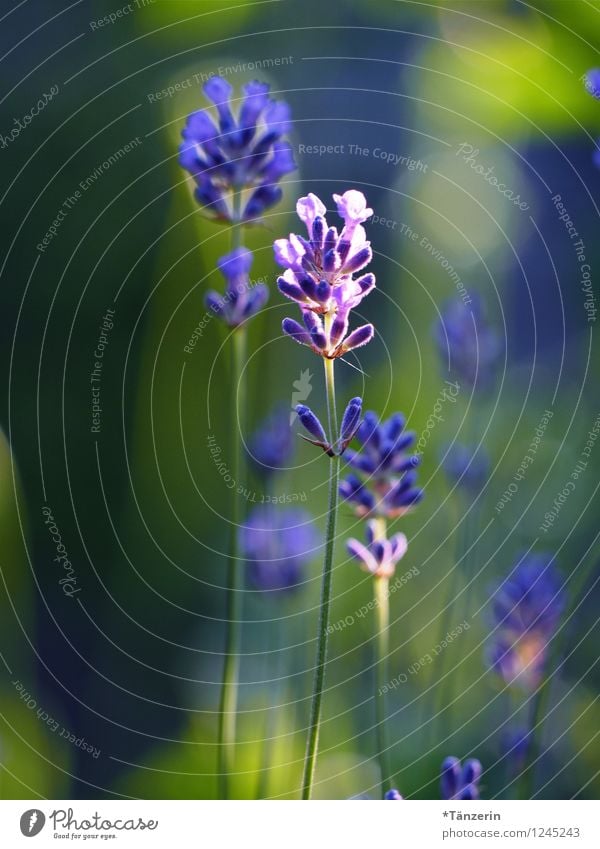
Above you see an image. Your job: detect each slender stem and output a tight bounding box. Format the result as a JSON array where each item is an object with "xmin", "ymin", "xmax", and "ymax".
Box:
[
  {"xmin": 217, "ymin": 186, "xmax": 245, "ymax": 799},
  {"xmin": 374, "ymin": 574, "xmax": 392, "ymax": 797},
  {"xmin": 301, "ymin": 351, "xmax": 339, "ymax": 800}
]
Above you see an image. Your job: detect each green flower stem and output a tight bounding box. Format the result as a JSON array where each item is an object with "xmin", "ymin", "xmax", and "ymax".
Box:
[
  {"xmin": 373, "ymin": 567, "xmax": 392, "ymax": 797},
  {"xmin": 217, "ymin": 187, "xmax": 245, "ymax": 799},
  {"xmin": 301, "ymin": 349, "xmax": 339, "ymax": 800}
]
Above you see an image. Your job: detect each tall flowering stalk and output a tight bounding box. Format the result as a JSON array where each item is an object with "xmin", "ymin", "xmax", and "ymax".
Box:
[
  {"xmin": 487, "ymin": 553, "xmax": 566, "ymax": 797},
  {"xmin": 276, "ymin": 190, "xmax": 376, "ymax": 798},
  {"xmin": 343, "ymin": 414, "xmax": 423, "ymax": 796},
  {"xmin": 179, "ymin": 77, "xmax": 296, "ymax": 798},
  {"xmin": 433, "ymin": 295, "xmax": 499, "ymax": 737}
]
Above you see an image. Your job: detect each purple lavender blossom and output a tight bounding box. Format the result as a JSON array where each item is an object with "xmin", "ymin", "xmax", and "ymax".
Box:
[
  {"xmin": 435, "ymin": 295, "xmax": 501, "ymax": 390},
  {"xmin": 241, "ymin": 506, "xmax": 320, "ymax": 593},
  {"xmin": 347, "ymin": 519, "xmax": 408, "ymax": 579},
  {"xmin": 249, "ymin": 407, "xmax": 294, "ymax": 474},
  {"xmin": 179, "ymin": 78, "xmax": 296, "ymax": 223},
  {"xmin": 384, "ymin": 789, "xmax": 404, "ymax": 800},
  {"xmin": 488, "ymin": 553, "xmax": 566, "ymax": 690},
  {"xmin": 339, "ymin": 411, "xmax": 423, "ymax": 518},
  {"xmin": 441, "ymin": 756, "xmax": 482, "ymax": 800},
  {"xmin": 276, "ymin": 191, "xmax": 375, "ymax": 359},
  {"xmin": 295, "ymin": 397, "xmax": 363, "ymax": 456},
  {"xmin": 205, "ymin": 247, "xmax": 267, "ymax": 327},
  {"xmin": 442, "ymin": 442, "xmax": 490, "ymax": 495}
]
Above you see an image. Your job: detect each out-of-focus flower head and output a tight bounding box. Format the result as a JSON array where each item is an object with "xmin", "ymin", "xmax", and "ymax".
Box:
[
  {"xmin": 347, "ymin": 519, "xmax": 408, "ymax": 579},
  {"xmin": 295, "ymin": 396, "xmax": 362, "ymax": 457},
  {"xmin": 249, "ymin": 406, "xmax": 294, "ymax": 474},
  {"xmin": 440, "ymin": 756, "xmax": 482, "ymax": 800},
  {"xmin": 384, "ymin": 789, "xmax": 404, "ymax": 800},
  {"xmin": 204, "ymin": 247, "xmax": 268, "ymax": 327},
  {"xmin": 434, "ymin": 294, "xmax": 501, "ymax": 390},
  {"xmin": 441, "ymin": 442, "xmax": 490, "ymax": 495},
  {"xmin": 488, "ymin": 553, "xmax": 566, "ymax": 690},
  {"xmin": 276, "ymin": 191, "xmax": 375, "ymax": 359},
  {"xmin": 584, "ymin": 68, "xmax": 600, "ymax": 99},
  {"xmin": 241, "ymin": 506, "xmax": 320, "ymax": 593},
  {"xmin": 339, "ymin": 411, "xmax": 423, "ymax": 518},
  {"xmin": 179, "ymin": 78, "xmax": 296, "ymax": 223}
]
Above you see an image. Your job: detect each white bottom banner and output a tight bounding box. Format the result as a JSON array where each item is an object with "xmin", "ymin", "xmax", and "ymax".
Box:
[{"xmin": 0, "ymin": 800, "xmax": 598, "ymax": 848}]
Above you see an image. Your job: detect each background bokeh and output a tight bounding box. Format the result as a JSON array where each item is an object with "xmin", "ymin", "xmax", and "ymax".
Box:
[{"xmin": 0, "ymin": 0, "xmax": 599, "ymax": 800}]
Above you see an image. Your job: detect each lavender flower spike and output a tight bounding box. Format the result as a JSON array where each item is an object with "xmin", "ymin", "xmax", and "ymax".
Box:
[
  {"xmin": 179, "ymin": 78, "xmax": 296, "ymax": 223},
  {"xmin": 347, "ymin": 519, "xmax": 408, "ymax": 579},
  {"xmin": 277, "ymin": 190, "xmax": 376, "ymax": 359},
  {"xmin": 205, "ymin": 247, "xmax": 268, "ymax": 327},
  {"xmin": 441, "ymin": 756, "xmax": 483, "ymax": 800},
  {"xmin": 340, "ymin": 410, "xmax": 424, "ymax": 518}
]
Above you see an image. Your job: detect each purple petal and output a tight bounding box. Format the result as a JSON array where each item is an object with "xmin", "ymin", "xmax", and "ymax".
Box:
[
  {"xmin": 341, "ymin": 323, "xmax": 374, "ymax": 353},
  {"xmin": 340, "ymin": 396, "xmax": 363, "ymax": 442},
  {"xmin": 282, "ymin": 318, "xmax": 311, "ymax": 347},
  {"xmin": 296, "ymin": 405, "xmax": 328, "ymax": 443}
]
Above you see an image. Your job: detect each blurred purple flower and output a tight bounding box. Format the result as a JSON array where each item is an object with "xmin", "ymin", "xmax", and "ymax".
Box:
[
  {"xmin": 347, "ymin": 519, "xmax": 408, "ymax": 579},
  {"xmin": 441, "ymin": 442, "xmax": 490, "ymax": 495},
  {"xmin": 584, "ymin": 68, "xmax": 600, "ymax": 99},
  {"xmin": 276, "ymin": 191, "xmax": 375, "ymax": 359},
  {"xmin": 384, "ymin": 788, "xmax": 404, "ymax": 800},
  {"xmin": 488, "ymin": 553, "xmax": 566, "ymax": 690},
  {"xmin": 249, "ymin": 407, "xmax": 294, "ymax": 474},
  {"xmin": 205, "ymin": 247, "xmax": 267, "ymax": 327},
  {"xmin": 441, "ymin": 756, "xmax": 482, "ymax": 800},
  {"xmin": 241, "ymin": 506, "xmax": 320, "ymax": 593},
  {"xmin": 339, "ymin": 411, "xmax": 423, "ymax": 518},
  {"xmin": 179, "ymin": 78, "xmax": 296, "ymax": 223},
  {"xmin": 434, "ymin": 295, "xmax": 501, "ymax": 390}
]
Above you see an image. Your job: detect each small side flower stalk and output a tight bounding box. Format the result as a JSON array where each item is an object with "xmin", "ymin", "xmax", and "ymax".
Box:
[
  {"xmin": 275, "ymin": 190, "xmax": 376, "ymax": 799},
  {"xmin": 180, "ymin": 78, "xmax": 297, "ymax": 799},
  {"xmin": 296, "ymin": 396, "xmax": 362, "ymax": 456}
]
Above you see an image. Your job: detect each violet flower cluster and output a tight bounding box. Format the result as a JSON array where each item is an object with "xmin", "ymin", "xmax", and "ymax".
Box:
[
  {"xmin": 276, "ymin": 191, "xmax": 375, "ymax": 359},
  {"xmin": 340, "ymin": 412, "xmax": 424, "ymax": 518},
  {"xmin": 205, "ymin": 246, "xmax": 268, "ymax": 327},
  {"xmin": 180, "ymin": 77, "xmax": 296, "ymax": 223},
  {"xmin": 347, "ymin": 519, "xmax": 408, "ymax": 579},
  {"xmin": 488, "ymin": 553, "xmax": 566, "ymax": 690}
]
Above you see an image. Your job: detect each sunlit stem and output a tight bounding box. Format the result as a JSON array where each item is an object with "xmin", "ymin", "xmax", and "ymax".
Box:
[{"xmin": 302, "ymin": 320, "xmax": 339, "ymax": 800}]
